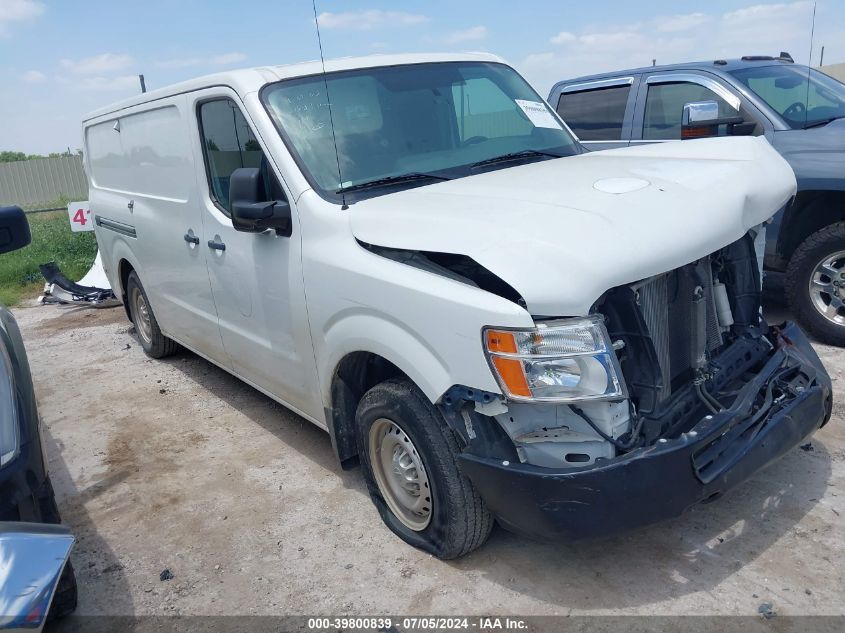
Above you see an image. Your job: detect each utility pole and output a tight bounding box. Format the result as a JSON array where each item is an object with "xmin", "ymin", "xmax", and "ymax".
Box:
[
  {"xmin": 819, "ymin": 45, "xmax": 825, "ymax": 66},
  {"xmin": 138, "ymin": 74, "xmax": 147, "ymax": 93}
]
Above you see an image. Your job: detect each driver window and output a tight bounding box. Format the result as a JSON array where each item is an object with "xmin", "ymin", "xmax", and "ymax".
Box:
[
  {"xmin": 198, "ymin": 99, "xmax": 283, "ymax": 215},
  {"xmin": 643, "ymin": 81, "xmax": 758, "ymax": 139}
]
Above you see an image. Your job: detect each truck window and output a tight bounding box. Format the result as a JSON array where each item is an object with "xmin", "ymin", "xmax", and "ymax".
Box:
[
  {"xmin": 643, "ymin": 81, "xmax": 746, "ymax": 140},
  {"xmin": 556, "ymin": 85, "xmax": 630, "ymax": 141},
  {"xmin": 198, "ymin": 99, "xmax": 267, "ymax": 215},
  {"xmin": 729, "ymin": 65, "xmax": 845, "ymax": 129}
]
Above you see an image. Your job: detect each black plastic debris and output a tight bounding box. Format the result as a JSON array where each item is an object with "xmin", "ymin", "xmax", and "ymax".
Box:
[
  {"xmin": 159, "ymin": 569, "xmax": 173, "ymax": 581},
  {"xmin": 800, "ymin": 443, "xmax": 814, "ymax": 452},
  {"xmin": 39, "ymin": 261, "xmax": 115, "ymax": 303},
  {"xmin": 758, "ymin": 602, "xmax": 776, "ymax": 619}
]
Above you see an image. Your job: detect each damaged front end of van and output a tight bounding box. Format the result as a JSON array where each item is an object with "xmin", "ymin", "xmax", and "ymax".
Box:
[
  {"xmin": 457, "ymin": 242, "xmax": 832, "ymax": 540},
  {"xmin": 352, "ymin": 136, "xmax": 832, "ymax": 541}
]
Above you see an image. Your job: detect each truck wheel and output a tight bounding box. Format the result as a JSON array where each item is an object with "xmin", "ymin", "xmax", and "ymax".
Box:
[
  {"xmin": 355, "ymin": 378, "xmax": 493, "ymax": 559},
  {"xmin": 786, "ymin": 223, "xmax": 845, "ymax": 346},
  {"xmin": 47, "ymin": 561, "xmax": 78, "ymax": 620},
  {"xmin": 126, "ymin": 271, "xmax": 178, "ymax": 358}
]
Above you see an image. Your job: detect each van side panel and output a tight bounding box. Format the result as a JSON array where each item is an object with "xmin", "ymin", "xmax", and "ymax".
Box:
[{"xmin": 85, "ymin": 97, "xmax": 228, "ymax": 366}]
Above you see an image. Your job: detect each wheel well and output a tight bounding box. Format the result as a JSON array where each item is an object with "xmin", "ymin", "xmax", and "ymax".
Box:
[
  {"xmin": 328, "ymin": 352, "xmax": 407, "ymax": 469},
  {"xmin": 779, "ymin": 191, "xmax": 845, "ymax": 263},
  {"xmin": 118, "ymin": 259, "xmax": 134, "ymax": 321}
]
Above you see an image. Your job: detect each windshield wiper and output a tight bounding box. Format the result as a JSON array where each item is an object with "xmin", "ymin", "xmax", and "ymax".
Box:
[
  {"xmin": 470, "ymin": 149, "xmax": 565, "ymax": 170},
  {"xmin": 803, "ymin": 115, "xmax": 845, "ymax": 129},
  {"xmin": 336, "ymin": 172, "xmax": 451, "ymax": 194}
]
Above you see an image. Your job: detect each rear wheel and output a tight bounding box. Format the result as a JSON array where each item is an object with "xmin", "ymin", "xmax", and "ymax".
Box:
[
  {"xmin": 126, "ymin": 271, "xmax": 178, "ymax": 358},
  {"xmin": 786, "ymin": 223, "xmax": 845, "ymax": 346},
  {"xmin": 355, "ymin": 378, "xmax": 493, "ymax": 559}
]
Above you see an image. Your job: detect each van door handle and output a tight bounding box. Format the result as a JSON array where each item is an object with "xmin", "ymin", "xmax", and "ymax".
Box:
[
  {"xmin": 183, "ymin": 233, "xmax": 200, "ymax": 244},
  {"xmin": 207, "ymin": 240, "xmax": 226, "ymax": 251}
]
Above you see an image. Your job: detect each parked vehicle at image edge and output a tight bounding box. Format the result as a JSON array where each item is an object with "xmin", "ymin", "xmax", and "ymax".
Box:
[
  {"xmin": 550, "ymin": 53, "xmax": 845, "ymax": 346},
  {"xmin": 82, "ymin": 53, "xmax": 832, "ymax": 559},
  {"xmin": 0, "ymin": 206, "xmax": 77, "ymax": 630}
]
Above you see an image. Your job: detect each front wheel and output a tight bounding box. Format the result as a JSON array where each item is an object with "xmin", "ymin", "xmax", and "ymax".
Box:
[
  {"xmin": 355, "ymin": 378, "xmax": 493, "ymax": 559},
  {"xmin": 786, "ymin": 222, "xmax": 845, "ymax": 346}
]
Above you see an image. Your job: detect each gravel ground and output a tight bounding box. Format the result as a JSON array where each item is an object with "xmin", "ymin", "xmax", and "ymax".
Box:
[{"xmin": 14, "ymin": 284, "xmax": 844, "ymax": 620}]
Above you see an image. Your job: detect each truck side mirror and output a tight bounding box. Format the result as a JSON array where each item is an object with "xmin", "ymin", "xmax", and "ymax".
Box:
[
  {"xmin": 229, "ymin": 167, "xmax": 292, "ymax": 237},
  {"xmin": 0, "ymin": 206, "xmax": 32, "ymax": 255},
  {"xmin": 681, "ymin": 101, "xmax": 746, "ymax": 139}
]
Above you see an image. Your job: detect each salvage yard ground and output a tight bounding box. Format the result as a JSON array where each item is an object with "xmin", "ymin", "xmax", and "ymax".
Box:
[{"xmin": 15, "ymin": 282, "xmax": 844, "ymax": 621}]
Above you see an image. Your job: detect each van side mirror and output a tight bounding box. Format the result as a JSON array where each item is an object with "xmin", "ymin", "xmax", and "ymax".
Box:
[
  {"xmin": 681, "ymin": 101, "xmax": 746, "ymax": 139},
  {"xmin": 229, "ymin": 168, "xmax": 292, "ymax": 237},
  {"xmin": 0, "ymin": 206, "xmax": 32, "ymax": 255}
]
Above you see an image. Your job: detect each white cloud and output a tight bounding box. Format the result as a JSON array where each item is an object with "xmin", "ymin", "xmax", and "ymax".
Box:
[
  {"xmin": 21, "ymin": 69, "xmax": 45, "ymax": 83},
  {"xmin": 317, "ymin": 9, "xmax": 428, "ymax": 30},
  {"xmin": 210, "ymin": 52, "xmax": 247, "ymax": 65},
  {"xmin": 157, "ymin": 51, "xmax": 247, "ymax": 69},
  {"xmin": 78, "ymin": 75, "xmax": 142, "ymax": 92},
  {"xmin": 550, "ymin": 31, "xmax": 576, "ymax": 45},
  {"xmin": 519, "ymin": 1, "xmax": 823, "ymax": 94},
  {"xmin": 655, "ymin": 12, "xmax": 711, "ymax": 33},
  {"xmin": 445, "ymin": 25, "xmax": 488, "ymax": 44},
  {"xmin": 0, "ymin": 0, "xmax": 44, "ymax": 35},
  {"xmin": 60, "ymin": 53, "xmax": 133, "ymax": 75}
]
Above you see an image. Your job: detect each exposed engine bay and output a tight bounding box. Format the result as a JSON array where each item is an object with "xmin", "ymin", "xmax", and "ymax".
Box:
[
  {"xmin": 415, "ymin": 225, "xmax": 822, "ymax": 472},
  {"xmin": 479, "ymin": 224, "xmax": 826, "ymax": 469}
]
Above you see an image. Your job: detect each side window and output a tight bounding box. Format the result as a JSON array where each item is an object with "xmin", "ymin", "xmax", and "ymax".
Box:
[
  {"xmin": 643, "ymin": 81, "xmax": 758, "ymax": 140},
  {"xmin": 198, "ymin": 99, "xmax": 272, "ymax": 215},
  {"xmin": 556, "ymin": 84, "xmax": 630, "ymax": 141}
]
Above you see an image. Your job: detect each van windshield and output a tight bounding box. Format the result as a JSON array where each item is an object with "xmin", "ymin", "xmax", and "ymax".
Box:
[
  {"xmin": 729, "ymin": 64, "xmax": 845, "ymax": 130},
  {"xmin": 261, "ymin": 62, "xmax": 578, "ymax": 200}
]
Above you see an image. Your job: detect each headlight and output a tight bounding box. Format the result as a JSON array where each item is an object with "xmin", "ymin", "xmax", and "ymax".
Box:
[
  {"xmin": 483, "ymin": 315, "xmax": 626, "ymax": 402},
  {"xmin": 0, "ymin": 343, "xmax": 19, "ymax": 467}
]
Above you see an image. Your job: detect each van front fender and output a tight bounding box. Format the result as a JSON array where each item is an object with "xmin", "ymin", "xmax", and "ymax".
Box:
[{"xmin": 320, "ymin": 308, "xmax": 458, "ymax": 407}]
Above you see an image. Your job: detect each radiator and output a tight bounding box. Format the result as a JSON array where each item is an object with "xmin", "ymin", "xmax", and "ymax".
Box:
[{"xmin": 634, "ymin": 260, "xmax": 722, "ymax": 401}]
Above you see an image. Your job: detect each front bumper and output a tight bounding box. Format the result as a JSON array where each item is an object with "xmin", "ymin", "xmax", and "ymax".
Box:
[{"xmin": 460, "ymin": 322, "xmax": 832, "ymax": 541}]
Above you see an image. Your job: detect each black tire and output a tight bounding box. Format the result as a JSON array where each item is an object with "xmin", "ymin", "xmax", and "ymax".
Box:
[
  {"xmin": 37, "ymin": 480, "xmax": 77, "ymax": 620},
  {"xmin": 785, "ymin": 222, "xmax": 845, "ymax": 346},
  {"xmin": 355, "ymin": 378, "xmax": 493, "ymax": 559},
  {"xmin": 125, "ymin": 271, "xmax": 179, "ymax": 358},
  {"xmin": 48, "ymin": 560, "xmax": 78, "ymax": 620}
]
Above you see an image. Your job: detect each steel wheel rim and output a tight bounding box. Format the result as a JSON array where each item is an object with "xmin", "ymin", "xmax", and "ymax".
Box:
[
  {"xmin": 131, "ymin": 286, "xmax": 153, "ymax": 345},
  {"xmin": 368, "ymin": 418, "xmax": 432, "ymax": 531},
  {"xmin": 808, "ymin": 250, "xmax": 845, "ymax": 327}
]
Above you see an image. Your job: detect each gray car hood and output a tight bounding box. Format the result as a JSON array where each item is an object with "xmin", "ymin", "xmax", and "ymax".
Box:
[
  {"xmin": 350, "ymin": 136, "xmax": 797, "ymax": 316},
  {"xmin": 771, "ymin": 117, "xmax": 845, "ymax": 191}
]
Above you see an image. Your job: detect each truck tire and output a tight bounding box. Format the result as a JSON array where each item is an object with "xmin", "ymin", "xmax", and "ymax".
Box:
[
  {"xmin": 355, "ymin": 378, "xmax": 493, "ymax": 559},
  {"xmin": 786, "ymin": 223, "xmax": 845, "ymax": 346},
  {"xmin": 126, "ymin": 271, "xmax": 179, "ymax": 358},
  {"xmin": 48, "ymin": 561, "xmax": 78, "ymax": 621}
]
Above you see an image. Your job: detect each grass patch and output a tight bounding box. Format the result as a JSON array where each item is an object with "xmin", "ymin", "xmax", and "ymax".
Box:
[{"xmin": 0, "ymin": 210, "xmax": 97, "ymax": 306}]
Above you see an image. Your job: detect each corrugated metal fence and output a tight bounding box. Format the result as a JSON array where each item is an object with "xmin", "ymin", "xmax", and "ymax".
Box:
[{"xmin": 0, "ymin": 155, "xmax": 88, "ymax": 211}]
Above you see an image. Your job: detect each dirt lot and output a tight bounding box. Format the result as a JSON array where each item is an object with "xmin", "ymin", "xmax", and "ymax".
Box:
[{"xmin": 14, "ymin": 285, "xmax": 845, "ymax": 619}]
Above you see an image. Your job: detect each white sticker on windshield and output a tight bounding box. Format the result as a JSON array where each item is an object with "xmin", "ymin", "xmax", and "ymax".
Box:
[{"xmin": 515, "ymin": 99, "xmax": 562, "ymax": 129}]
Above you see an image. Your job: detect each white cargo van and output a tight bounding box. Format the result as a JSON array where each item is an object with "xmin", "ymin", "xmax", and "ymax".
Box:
[{"xmin": 84, "ymin": 53, "xmax": 832, "ymax": 558}]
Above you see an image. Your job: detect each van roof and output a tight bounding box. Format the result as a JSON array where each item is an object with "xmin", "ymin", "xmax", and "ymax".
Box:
[{"xmin": 82, "ymin": 52, "xmax": 505, "ymax": 122}]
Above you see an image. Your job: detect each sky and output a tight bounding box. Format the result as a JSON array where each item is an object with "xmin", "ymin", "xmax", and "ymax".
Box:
[{"xmin": 1, "ymin": 0, "xmax": 843, "ymax": 154}]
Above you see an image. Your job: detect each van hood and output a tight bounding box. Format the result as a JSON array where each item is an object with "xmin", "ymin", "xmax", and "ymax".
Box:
[
  {"xmin": 350, "ymin": 136, "xmax": 796, "ymax": 316},
  {"xmin": 770, "ymin": 117, "xmax": 845, "ymax": 191}
]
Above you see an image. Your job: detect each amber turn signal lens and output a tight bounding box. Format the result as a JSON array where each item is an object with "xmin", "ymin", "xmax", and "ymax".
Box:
[
  {"xmin": 486, "ymin": 330, "xmax": 518, "ymax": 354},
  {"xmin": 491, "ymin": 356, "xmax": 531, "ymax": 398}
]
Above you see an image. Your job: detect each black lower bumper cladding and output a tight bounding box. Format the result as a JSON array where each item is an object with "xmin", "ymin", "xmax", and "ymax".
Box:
[{"xmin": 460, "ymin": 322, "xmax": 831, "ymax": 541}]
